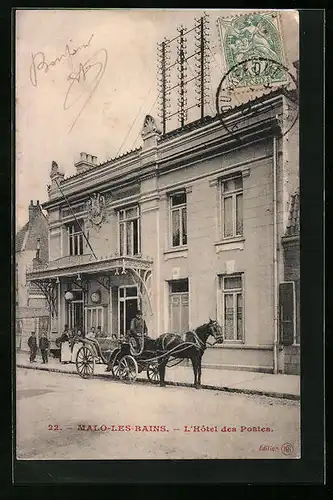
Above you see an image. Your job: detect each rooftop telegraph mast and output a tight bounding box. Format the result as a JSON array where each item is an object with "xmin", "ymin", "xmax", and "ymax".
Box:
[{"xmin": 157, "ymin": 13, "xmax": 211, "ymax": 135}]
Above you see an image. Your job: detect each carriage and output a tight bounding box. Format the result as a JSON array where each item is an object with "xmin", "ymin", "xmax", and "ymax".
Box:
[
  {"xmin": 75, "ymin": 335, "xmax": 162, "ymax": 384},
  {"xmin": 74, "ymin": 319, "xmax": 224, "ymax": 389}
]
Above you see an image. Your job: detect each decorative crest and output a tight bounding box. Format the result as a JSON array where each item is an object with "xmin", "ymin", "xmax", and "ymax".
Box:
[
  {"xmin": 50, "ymin": 161, "xmax": 59, "ymax": 177},
  {"xmin": 86, "ymin": 192, "xmax": 106, "ymax": 227},
  {"xmin": 141, "ymin": 115, "xmax": 161, "ymax": 138}
]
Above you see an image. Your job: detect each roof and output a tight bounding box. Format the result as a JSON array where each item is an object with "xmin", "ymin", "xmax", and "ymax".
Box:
[
  {"xmin": 158, "ymin": 115, "xmax": 217, "ymax": 142},
  {"xmin": 61, "ymin": 146, "xmax": 142, "ymax": 183},
  {"xmin": 15, "ymin": 206, "xmax": 49, "ymax": 259},
  {"xmin": 50, "ymin": 86, "xmax": 295, "ymax": 189},
  {"xmin": 15, "ymin": 222, "xmax": 29, "ymax": 252},
  {"xmin": 285, "ymin": 190, "xmax": 300, "ymax": 237},
  {"xmin": 158, "ymin": 85, "xmax": 295, "ymax": 143}
]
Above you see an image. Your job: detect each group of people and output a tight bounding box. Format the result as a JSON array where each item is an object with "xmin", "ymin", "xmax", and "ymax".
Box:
[
  {"xmin": 27, "ymin": 309, "xmax": 149, "ymax": 366},
  {"xmin": 27, "ymin": 332, "xmax": 50, "ymax": 364},
  {"xmin": 58, "ymin": 324, "xmax": 107, "ymax": 363}
]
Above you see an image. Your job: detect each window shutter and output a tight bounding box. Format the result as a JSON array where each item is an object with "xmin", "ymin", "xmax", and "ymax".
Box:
[{"xmin": 279, "ymin": 282, "xmax": 295, "ymax": 346}]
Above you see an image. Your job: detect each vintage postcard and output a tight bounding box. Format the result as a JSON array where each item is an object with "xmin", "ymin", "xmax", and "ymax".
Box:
[{"xmin": 15, "ymin": 9, "xmax": 301, "ymax": 464}]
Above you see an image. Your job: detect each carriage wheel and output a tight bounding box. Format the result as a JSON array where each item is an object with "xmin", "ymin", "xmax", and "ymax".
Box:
[
  {"xmin": 76, "ymin": 346, "xmax": 95, "ymax": 379},
  {"xmin": 110, "ymin": 350, "xmax": 122, "ymax": 379},
  {"xmin": 147, "ymin": 363, "xmax": 160, "ymax": 384},
  {"xmin": 118, "ymin": 355, "xmax": 138, "ymax": 384}
]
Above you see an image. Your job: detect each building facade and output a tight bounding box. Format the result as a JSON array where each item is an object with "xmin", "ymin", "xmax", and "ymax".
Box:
[
  {"xmin": 280, "ymin": 190, "xmax": 300, "ymax": 374},
  {"xmin": 26, "ymin": 88, "xmax": 299, "ymax": 373},
  {"xmin": 16, "ymin": 201, "xmax": 49, "ymax": 350}
]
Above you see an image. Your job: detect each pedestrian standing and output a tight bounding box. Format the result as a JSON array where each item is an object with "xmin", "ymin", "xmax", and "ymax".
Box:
[
  {"xmin": 39, "ymin": 332, "xmax": 49, "ymax": 364},
  {"xmin": 71, "ymin": 327, "xmax": 83, "ymax": 363},
  {"xmin": 60, "ymin": 324, "xmax": 71, "ymax": 364},
  {"xmin": 27, "ymin": 332, "xmax": 37, "ymax": 362}
]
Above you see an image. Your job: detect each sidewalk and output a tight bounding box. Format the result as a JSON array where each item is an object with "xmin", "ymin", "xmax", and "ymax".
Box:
[{"xmin": 16, "ymin": 352, "xmax": 300, "ymax": 400}]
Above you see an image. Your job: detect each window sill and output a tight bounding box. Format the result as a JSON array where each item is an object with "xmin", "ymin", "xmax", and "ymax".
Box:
[
  {"xmin": 164, "ymin": 247, "xmax": 188, "ymax": 260},
  {"xmin": 208, "ymin": 343, "xmax": 273, "ymax": 350},
  {"xmin": 119, "ymin": 253, "xmax": 142, "ymax": 259},
  {"xmin": 215, "ymin": 237, "xmax": 245, "ymax": 253}
]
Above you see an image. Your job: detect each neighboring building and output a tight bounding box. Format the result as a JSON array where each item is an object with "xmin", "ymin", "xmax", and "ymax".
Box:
[
  {"xmin": 26, "ymin": 85, "xmax": 299, "ymax": 373},
  {"xmin": 16, "ymin": 201, "xmax": 49, "ymax": 350},
  {"xmin": 280, "ymin": 190, "xmax": 300, "ymax": 374}
]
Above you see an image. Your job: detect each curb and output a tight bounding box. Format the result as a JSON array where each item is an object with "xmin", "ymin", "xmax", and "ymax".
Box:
[{"xmin": 16, "ymin": 363, "xmax": 300, "ymax": 401}]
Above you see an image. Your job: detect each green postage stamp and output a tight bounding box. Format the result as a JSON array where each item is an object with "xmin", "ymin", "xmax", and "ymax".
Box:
[{"xmin": 216, "ymin": 11, "xmax": 287, "ymax": 88}]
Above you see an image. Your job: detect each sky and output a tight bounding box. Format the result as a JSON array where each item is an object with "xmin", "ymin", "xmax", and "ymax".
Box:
[{"xmin": 15, "ymin": 9, "xmax": 299, "ymax": 230}]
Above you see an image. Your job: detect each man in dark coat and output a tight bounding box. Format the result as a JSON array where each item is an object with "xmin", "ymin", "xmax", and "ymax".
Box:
[
  {"xmin": 39, "ymin": 332, "xmax": 49, "ymax": 364},
  {"xmin": 129, "ymin": 310, "xmax": 149, "ymax": 353},
  {"xmin": 130, "ymin": 310, "xmax": 147, "ymax": 337},
  {"xmin": 27, "ymin": 332, "xmax": 37, "ymax": 362}
]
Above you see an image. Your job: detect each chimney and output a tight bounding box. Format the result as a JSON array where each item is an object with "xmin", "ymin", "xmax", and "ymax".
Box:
[
  {"xmin": 74, "ymin": 152, "xmax": 98, "ymax": 174},
  {"xmin": 49, "ymin": 161, "xmax": 65, "ymax": 193},
  {"xmin": 28, "ymin": 200, "xmax": 41, "ymax": 224}
]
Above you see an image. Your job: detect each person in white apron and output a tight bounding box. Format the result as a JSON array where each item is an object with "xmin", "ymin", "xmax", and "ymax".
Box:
[
  {"xmin": 61, "ymin": 341, "xmax": 71, "ymax": 363},
  {"xmin": 60, "ymin": 325, "xmax": 71, "ymax": 363},
  {"xmin": 71, "ymin": 329, "xmax": 84, "ymax": 363}
]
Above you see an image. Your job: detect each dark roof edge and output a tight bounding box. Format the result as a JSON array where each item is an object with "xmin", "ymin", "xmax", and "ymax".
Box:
[
  {"xmin": 60, "ymin": 146, "xmax": 142, "ymax": 183},
  {"xmin": 158, "ymin": 86, "xmax": 290, "ymax": 143}
]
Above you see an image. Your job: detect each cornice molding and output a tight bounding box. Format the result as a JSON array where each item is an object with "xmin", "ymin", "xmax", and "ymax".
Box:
[{"xmin": 26, "ymin": 256, "xmax": 153, "ymax": 281}]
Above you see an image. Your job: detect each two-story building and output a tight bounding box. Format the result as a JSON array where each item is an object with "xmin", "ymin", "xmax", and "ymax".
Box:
[
  {"xmin": 16, "ymin": 200, "xmax": 49, "ymax": 350},
  {"xmin": 26, "ymin": 85, "xmax": 300, "ymax": 374}
]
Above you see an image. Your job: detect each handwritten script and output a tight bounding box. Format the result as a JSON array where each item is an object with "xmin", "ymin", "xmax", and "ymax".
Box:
[
  {"xmin": 29, "ymin": 34, "xmax": 95, "ymax": 87},
  {"xmin": 29, "ymin": 35, "xmax": 108, "ymax": 133},
  {"xmin": 64, "ymin": 48, "xmax": 108, "ymax": 132}
]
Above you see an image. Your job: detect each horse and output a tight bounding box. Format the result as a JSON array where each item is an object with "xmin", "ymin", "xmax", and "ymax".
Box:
[{"xmin": 154, "ymin": 319, "xmax": 224, "ymax": 389}]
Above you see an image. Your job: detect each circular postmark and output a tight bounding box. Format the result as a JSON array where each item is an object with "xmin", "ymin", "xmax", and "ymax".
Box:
[
  {"xmin": 281, "ymin": 442, "xmax": 294, "ymax": 455},
  {"xmin": 215, "ymin": 57, "xmax": 299, "ymax": 141}
]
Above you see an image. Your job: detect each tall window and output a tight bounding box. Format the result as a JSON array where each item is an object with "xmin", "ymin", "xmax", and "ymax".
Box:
[
  {"xmin": 67, "ymin": 220, "xmax": 84, "ymax": 256},
  {"xmin": 86, "ymin": 306, "xmax": 104, "ymax": 332},
  {"xmin": 221, "ymin": 274, "xmax": 243, "ymax": 341},
  {"xmin": 221, "ymin": 176, "xmax": 243, "ymax": 238},
  {"xmin": 169, "ymin": 279, "xmax": 189, "ymax": 334},
  {"xmin": 118, "ymin": 206, "xmax": 140, "ymax": 256},
  {"xmin": 170, "ymin": 192, "xmax": 187, "ymax": 247},
  {"xmin": 118, "ymin": 286, "xmax": 139, "ymax": 337},
  {"xmin": 66, "ymin": 291, "xmax": 83, "ymax": 330}
]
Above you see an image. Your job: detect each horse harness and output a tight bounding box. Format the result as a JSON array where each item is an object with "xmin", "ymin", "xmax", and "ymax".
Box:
[
  {"xmin": 189, "ymin": 330, "xmax": 206, "ymax": 351},
  {"xmin": 160, "ymin": 321, "xmax": 222, "ymax": 355}
]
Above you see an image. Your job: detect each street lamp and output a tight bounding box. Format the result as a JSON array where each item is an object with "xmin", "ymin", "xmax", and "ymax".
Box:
[{"xmin": 64, "ymin": 291, "xmax": 74, "ymax": 301}]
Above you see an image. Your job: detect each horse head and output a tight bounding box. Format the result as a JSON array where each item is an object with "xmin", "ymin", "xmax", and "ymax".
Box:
[{"xmin": 207, "ymin": 318, "xmax": 224, "ymax": 344}]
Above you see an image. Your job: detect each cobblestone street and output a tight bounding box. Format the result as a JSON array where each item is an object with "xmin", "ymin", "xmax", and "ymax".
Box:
[{"xmin": 16, "ymin": 368, "xmax": 300, "ymax": 460}]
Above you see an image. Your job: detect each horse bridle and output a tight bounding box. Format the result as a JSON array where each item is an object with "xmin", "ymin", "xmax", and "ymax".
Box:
[
  {"xmin": 191, "ymin": 321, "xmax": 224, "ymax": 349},
  {"xmin": 206, "ymin": 321, "xmax": 224, "ymax": 347}
]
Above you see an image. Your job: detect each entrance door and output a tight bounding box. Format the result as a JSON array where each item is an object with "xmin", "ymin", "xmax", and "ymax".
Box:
[
  {"xmin": 85, "ymin": 307, "xmax": 104, "ymax": 332},
  {"xmin": 118, "ymin": 286, "xmax": 139, "ymax": 337},
  {"xmin": 169, "ymin": 279, "xmax": 189, "ymax": 334},
  {"xmin": 67, "ymin": 300, "xmax": 84, "ymax": 331}
]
